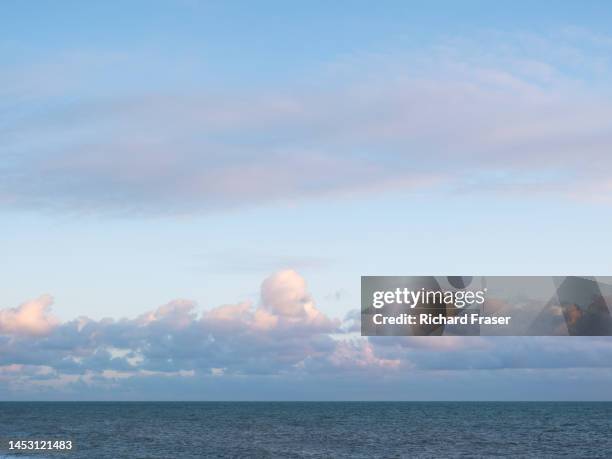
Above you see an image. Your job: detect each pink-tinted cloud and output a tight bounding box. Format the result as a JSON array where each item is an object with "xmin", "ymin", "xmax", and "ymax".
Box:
[
  {"xmin": 260, "ymin": 269, "xmax": 335, "ymax": 328},
  {"xmin": 2, "ymin": 271, "xmax": 612, "ymax": 398},
  {"xmin": 0, "ymin": 295, "xmax": 58, "ymax": 336},
  {"xmin": 2, "ymin": 32, "xmax": 612, "ymax": 215},
  {"xmin": 328, "ymin": 340, "xmax": 401, "ymax": 370}
]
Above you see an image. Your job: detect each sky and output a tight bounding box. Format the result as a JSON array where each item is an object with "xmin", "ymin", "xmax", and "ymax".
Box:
[{"xmin": 2, "ymin": 0, "xmax": 612, "ymax": 400}]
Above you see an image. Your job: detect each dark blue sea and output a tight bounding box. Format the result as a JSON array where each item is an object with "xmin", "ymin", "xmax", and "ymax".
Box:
[{"xmin": 1, "ymin": 402, "xmax": 610, "ymax": 458}]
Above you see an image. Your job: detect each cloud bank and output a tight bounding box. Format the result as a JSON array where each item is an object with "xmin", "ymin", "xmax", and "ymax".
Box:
[
  {"xmin": 2, "ymin": 30, "xmax": 612, "ymax": 215},
  {"xmin": 2, "ymin": 270, "xmax": 612, "ymax": 400}
]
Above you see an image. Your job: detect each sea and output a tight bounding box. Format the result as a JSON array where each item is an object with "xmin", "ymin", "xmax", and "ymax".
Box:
[{"xmin": 1, "ymin": 402, "xmax": 610, "ymax": 458}]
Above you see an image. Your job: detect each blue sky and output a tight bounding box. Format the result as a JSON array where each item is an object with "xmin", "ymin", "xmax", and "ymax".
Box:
[{"xmin": 2, "ymin": 1, "xmax": 612, "ymax": 400}]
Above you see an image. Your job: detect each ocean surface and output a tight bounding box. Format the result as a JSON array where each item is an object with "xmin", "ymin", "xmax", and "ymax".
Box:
[{"xmin": 1, "ymin": 402, "xmax": 610, "ymax": 458}]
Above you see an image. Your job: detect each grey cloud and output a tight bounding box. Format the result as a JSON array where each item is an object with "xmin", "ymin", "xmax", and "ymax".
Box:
[{"xmin": 369, "ymin": 336, "xmax": 612, "ymax": 371}]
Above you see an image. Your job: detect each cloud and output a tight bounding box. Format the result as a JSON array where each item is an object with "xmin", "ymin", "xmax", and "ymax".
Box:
[
  {"xmin": 2, "ymin": 31, "xmax": 612, "ymax": 215},
  {"xmin": 0, "ymin": 271, "xmax": 344, "ymax": 390},
  {"xmin": 2, "ymin": 271, "xmax": 612, "ymax": 399},
  {"xmin": 260, "ymin": 269, "xmax": 330, "ymax": 325},
  {"xmin": 0, "ymin": 295, "xmax": 58, "ymax": 336},
  {"xmin": 327, "ymin": 340, "xmax": 401, "ymax": 370}
]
